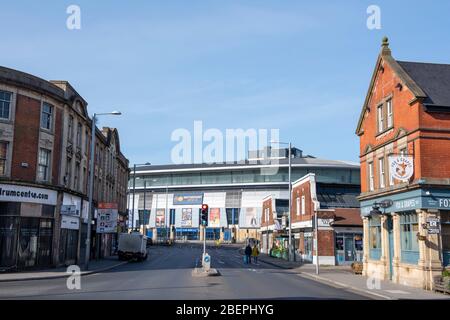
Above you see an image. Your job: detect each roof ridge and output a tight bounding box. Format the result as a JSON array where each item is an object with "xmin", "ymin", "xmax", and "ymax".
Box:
[{"xmin": 397, "ymin": 60, "xmax": 450, "ymax": 67}]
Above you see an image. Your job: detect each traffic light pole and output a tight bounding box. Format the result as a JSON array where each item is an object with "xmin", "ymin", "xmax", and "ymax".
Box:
[{"xmin": 203, "ymin": 225, "xmax": 206, "ymax": 256}]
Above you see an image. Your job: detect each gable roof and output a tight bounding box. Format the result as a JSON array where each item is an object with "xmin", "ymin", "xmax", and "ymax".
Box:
[
  {"xmin": 355, "ymin": 37, "xmax": 438, "ymax": 135},
  {"xmin": 396, "ymin": 61, "xmax": 450, "ymax": 109}
]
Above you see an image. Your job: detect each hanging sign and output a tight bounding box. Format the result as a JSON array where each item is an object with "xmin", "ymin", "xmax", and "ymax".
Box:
[{"xmin": 388, "ymin": 155, "xmax": 414, "ymax": 181}]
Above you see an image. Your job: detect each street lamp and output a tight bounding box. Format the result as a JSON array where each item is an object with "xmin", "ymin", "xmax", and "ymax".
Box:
[
  {"xmin": 270, "ymin": 140, "xmax": 293, "ymax": 262},
  {"xmin": 131, "ymin": 162, "xmax": 151, "ymax": 232},
  {"xmin": 84, "ymin": 111, "xmax": 121, "ymax": 271}
]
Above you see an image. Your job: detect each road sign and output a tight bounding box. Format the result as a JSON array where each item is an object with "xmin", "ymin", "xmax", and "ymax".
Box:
[
  {"xmin": 202, "ymin": 253, "xmax": 211, "ymax": 271},
  {"xmin": 426, "ymin": 217, "xmax": 440, "ymax": 234},
  {"xmin": 61, "ymin": 205, "xmax": 78, "ymax": 216}
]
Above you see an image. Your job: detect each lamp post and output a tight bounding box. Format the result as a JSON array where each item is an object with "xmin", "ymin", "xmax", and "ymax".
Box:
[
  {"xmin": 313, "ymin": 199, "xmax": 320, "ymax": 275},
  {"xmin": 84, "ymin": 111, "xmax": 121, "ymax": 271},
  {"xmin": 131, "ymin": 163, "xmax": 151, "ymax": 233},
  {"xmin": 271, "ymin": 141, "xmax": 293, "ymax": 261},
  {"xmin": 143, "ymin": 180, "xmax": 147, "ymax": 235}
]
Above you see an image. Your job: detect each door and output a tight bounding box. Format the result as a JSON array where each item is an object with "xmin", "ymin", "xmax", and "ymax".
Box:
[
  {"xmin": 0, "ymin": 217, "xmax": 19, "ymax": 270},
  {"xmin": 17, "ymin": 218, "xmax": 39, "ymax": 268},
  {"xmin": 387, "ymin": 216, "xmax": 394, "ymax": 280},
  {"xmin": 344, "ymin": 236, "xmax": 355, "ymax": 262}
]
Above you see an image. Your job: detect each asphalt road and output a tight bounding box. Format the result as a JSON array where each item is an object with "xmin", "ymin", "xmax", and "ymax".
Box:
[{"xmin": 0, "ymin": 244, "xmax": 369, "ymax": 300}]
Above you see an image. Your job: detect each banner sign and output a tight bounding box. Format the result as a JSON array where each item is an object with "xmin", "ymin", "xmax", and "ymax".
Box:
[
  {"xmin": 0, "ymin": 184, "xmax": 57, "ymax": 205},
  {"xmin": 156, "ymin": 208, "xmax": 166, "ymax": 227},
  {"xmin": 96, "ymin": 203, "xmax": 118, "ymax": 233},
  {"xmin": 173, "ymin": 192, "xmax": 204, "ymax": 205},
  {"xmin": 389, "ymin": 155, "xmax": 414, "ymax": 181},
  {"xmin": 209, "ymin": 208, "xmax": 220, "ymax": 228},
  {"xmin": 181, "ymin": 208, "xmax": 192, "ymax": 227},
  {"xmin": 242, "ymin": 207, "xmax": 259, "ymax": 228}
]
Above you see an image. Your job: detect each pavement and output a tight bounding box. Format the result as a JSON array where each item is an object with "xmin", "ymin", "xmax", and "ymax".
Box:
[
  {"xmin": 256, "ymin": 252, "xmax": 450, "ymax": 300},
  {"xmin": 0, "ymin": 256, "xmax": 128, "ymax": 282}
]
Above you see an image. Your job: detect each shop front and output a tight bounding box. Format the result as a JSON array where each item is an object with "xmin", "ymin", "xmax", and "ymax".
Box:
[
  {"xmin": 0, "ymin": 184, "xmax": 57, "ymax": 271},
  {"xmin": 334, "ymin": 230, "xmax": 363, "ymax": 265},
  {"xmin": 361, "ymin": 188, "xmax": 450, "ymax": 288},
  {"xmin": 95, "ymin": 203, "xmax": 119, "ymax": 258},
  {"xmin": 59, "ymin": 193, "xmax": 82, "ymax": 266}
]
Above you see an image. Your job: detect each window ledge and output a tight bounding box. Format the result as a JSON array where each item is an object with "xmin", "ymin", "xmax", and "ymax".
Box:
[{"xmin": 375, "ymin": 127, "xmax": 394, "ymax": 139}]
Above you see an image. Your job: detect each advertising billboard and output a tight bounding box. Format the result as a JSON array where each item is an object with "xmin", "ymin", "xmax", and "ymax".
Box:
[
  {"xmin": 181, "ymin": 208, "xmax": 192, "ymax": 227},
  {"xmin": 173, "ymin": 192, "xmax": 204, "ymax": 205},
  {"xmin": 156, "ymin": 208, "xmax": 166, "ymax": 227},
  {"xmin": 243, "ymin": 207, "xmax": 259, "ymax": 228},
  {"xmin": 209, "ymin": 208, "xmax": 220, "ymax": 228}
]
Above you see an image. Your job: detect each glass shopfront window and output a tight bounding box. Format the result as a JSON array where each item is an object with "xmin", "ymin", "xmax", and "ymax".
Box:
[
  {"xmin": 303, "ymin": 233, "xmax": 313, "ymax": 262},
  {"xmin": 0, "ymin": 216, "xmax": 19, "ymax": 270},
  {"xmin": 369, "ymin": 216, "xmax": 382, "ymax": 260},
  {"xmin": 400, "ymin": 212, "xmax": 419, "ymax": 264},
  {"xmin": 335, "ymin": 233, "xmax": 363, "ymax": 264},
  {"xmin": 0, "ymin": 204, "xmax": 54, "ymax": 271},
  {"xmin": 59, "ymin": 228, "xmax": 78, "ymax": 265},
  {"xmin": 205, "ymin": 228, "xmax": 220, "ymax": 240}
]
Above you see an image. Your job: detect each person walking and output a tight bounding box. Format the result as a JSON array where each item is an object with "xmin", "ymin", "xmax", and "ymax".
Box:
[
  {"xmin": 244, "ymin": 244, "xmax": 252, "ymax": 264},
  {"xmin": 251, "ymin": 244, "xmax": 260, "ymax": 264}
]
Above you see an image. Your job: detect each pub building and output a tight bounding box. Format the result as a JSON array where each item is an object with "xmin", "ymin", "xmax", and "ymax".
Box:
[{"xmin": 356, "ymin": 37, "xmax": 450, "ymax": 289}]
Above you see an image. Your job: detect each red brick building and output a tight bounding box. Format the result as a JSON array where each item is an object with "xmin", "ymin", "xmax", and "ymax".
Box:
[
  {"xmin": 0, "ymin": 66, "xmax": 129, "ymax": 271},
  {"xmin": 260, "ymin": 173, "xmax": 362, "ymax": 265},
  {"xmin": 290, "ymin": 174, "xmax": 362, "ymax": 265},
  {"xmin": 356, "ymin": 38, "xmax": 450, "ymax": 289}
]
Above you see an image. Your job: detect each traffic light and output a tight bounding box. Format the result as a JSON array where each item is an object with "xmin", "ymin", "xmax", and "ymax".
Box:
[{"xmin": 201, "ymin": 204, "xmax": 209, "ymax": 226}]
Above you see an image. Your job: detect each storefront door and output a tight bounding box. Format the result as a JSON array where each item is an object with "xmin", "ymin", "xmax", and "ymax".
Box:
[
  {"xmin": 0, "ymin": 217, "xmax": 19, "ymax": 270},
  {"xmin": 17, "ymin": 218, "xmax": 39, "ymax": 268},
  {"xmin": 344, "ymin": 237, "xmax": 355, "ymax": 262}
]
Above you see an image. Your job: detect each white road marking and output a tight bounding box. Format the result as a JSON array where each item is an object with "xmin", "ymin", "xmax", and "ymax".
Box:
[{"xmin": 384, "ymin": 290, "xmax": 410, "ymax": 294}]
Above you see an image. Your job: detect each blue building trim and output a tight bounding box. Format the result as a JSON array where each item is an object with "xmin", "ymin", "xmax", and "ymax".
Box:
[
  {"xmin": 401, "ymin": 250, "xmax": 420, "ymax": 265},
  {"xmin": 444, "ymin": 251, "xmax": 450, "ymax": 267},
  {"xmin": 361, "ymin": 188, "xmax": 450, "ymax": 216},
  {"xmin": 370, "ymin": 248, "xmax": 381, "ymax": 260}
]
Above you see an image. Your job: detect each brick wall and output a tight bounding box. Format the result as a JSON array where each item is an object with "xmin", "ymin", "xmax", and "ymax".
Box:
[
  {"xmin": 11, "ymin": 94, "xmax": 40, "ymax": 181},
  {"xmin": 316, "ymin": 229, "xmax": 335, "ymax": 256},
  {"xmin": 52, "ymin": 107, "xmax": 63, "ymax": 185},
  {"xmin": 291, "ymin": 180, "xmax": 312, "ymax": 222},
  {"xmin": 261, "ymin": 198, "xmax": 273, "ymax": 227},
  {"xmin": 359, "ymin": 57, "xmax": 450, "ymax": 193}
]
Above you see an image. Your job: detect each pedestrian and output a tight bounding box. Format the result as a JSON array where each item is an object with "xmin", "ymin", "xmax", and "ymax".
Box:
[
  {"xmin": 244, "ymin": 244, "xmax": 252, "ymax": 264},
  {"xmin": 252, "ymin": 244, "xmax": 259, "ymax": 264}
]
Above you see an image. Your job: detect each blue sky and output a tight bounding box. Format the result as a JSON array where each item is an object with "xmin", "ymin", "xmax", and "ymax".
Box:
[{"xmin": 1, "ymin": 1, "xmax": 450, "ymax": 165}]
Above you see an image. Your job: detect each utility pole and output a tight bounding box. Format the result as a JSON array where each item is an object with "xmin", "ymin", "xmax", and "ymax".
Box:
[
  {"xmin": 165, "ymin": 184, "xmax": 168, "ymax": 242},
  {"xmin": 314, "ymin": 200, "xmax": 320, "ymax": 275},
  {"xmin": 131, "ymin": 164, "xmax": 136, "ymax": 230},
  {"xmin": 142, "ymin": 180, "xmax": 146, "ymax": 235},
  {"xmin": 288, "ymin": 142, "xmax": 293, "ymax": 262}
]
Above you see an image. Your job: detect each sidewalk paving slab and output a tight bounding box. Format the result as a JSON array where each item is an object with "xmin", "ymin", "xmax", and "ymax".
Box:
[
  {"xmin": 0, "ymin": 257, "xmax": 127, "ymax": 282},
  {"xmin": 257, "ymin": 253, "xmax": 449, "ymax": 300}
]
